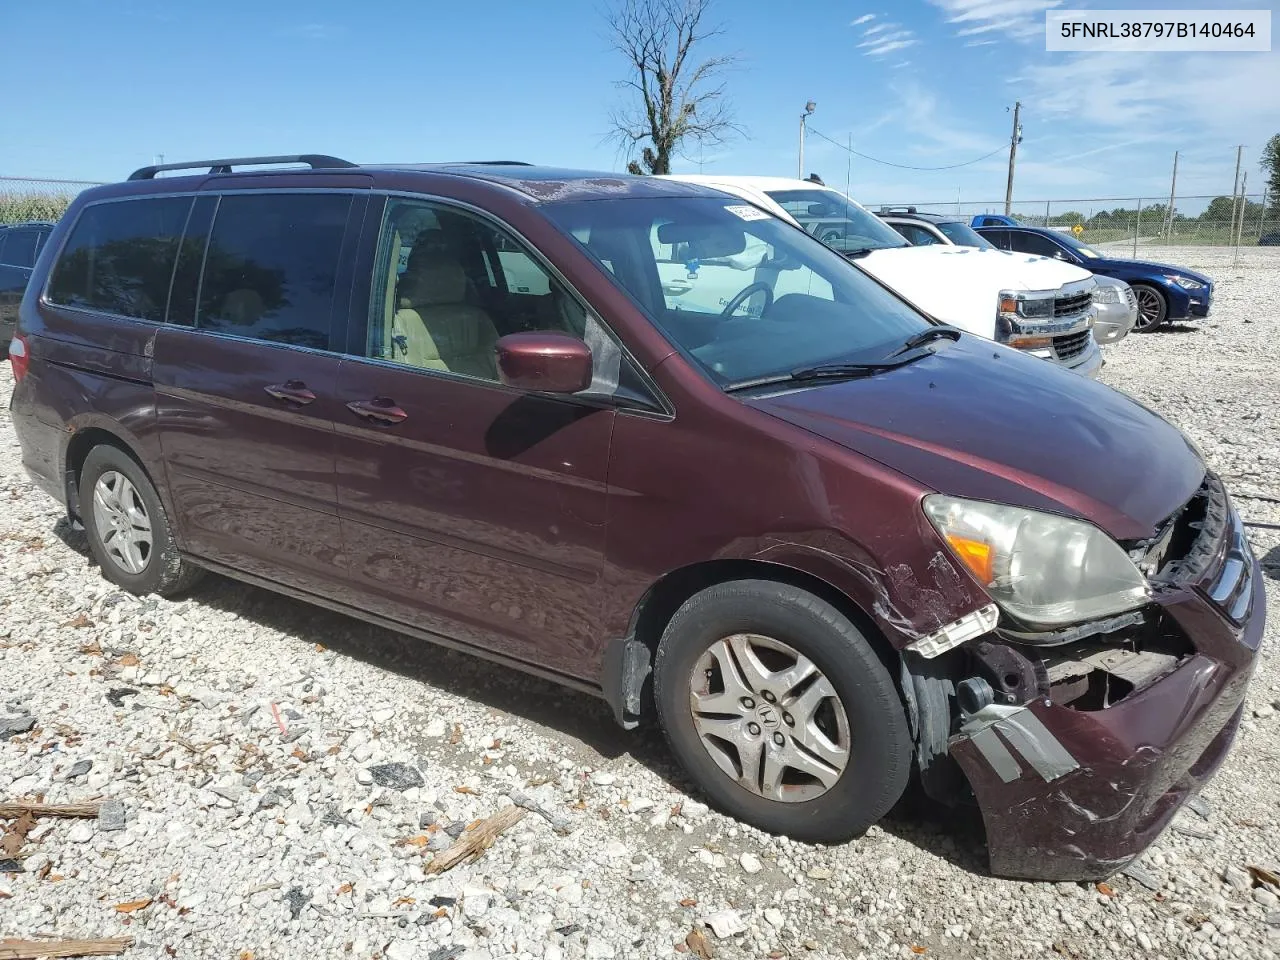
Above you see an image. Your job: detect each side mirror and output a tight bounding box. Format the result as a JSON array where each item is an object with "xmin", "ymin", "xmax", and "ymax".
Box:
[{"xmin": 495, "ymin": 332, "xmax": 593, "ymax": 394}]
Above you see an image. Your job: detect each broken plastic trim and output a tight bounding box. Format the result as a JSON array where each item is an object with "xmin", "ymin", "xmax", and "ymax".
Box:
[
  {"xmin": 959, "ymin": 703, "xmax": 1081, "ymax": 784},
  {"xmin": 905, "ymin": 603, "xmax": 999, "ymax": 659}
]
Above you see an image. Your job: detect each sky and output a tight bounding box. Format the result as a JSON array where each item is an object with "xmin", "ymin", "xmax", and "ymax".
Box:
[{"xmin": 4, "ymin": 0, "xmax": 1279, "ymax": 215}]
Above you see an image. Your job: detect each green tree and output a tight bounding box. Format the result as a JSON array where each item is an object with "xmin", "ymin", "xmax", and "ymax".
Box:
[
  {"xmin": 1262, "ymin": 134, "xmax": 1280, "ymax": 216},
  {"xmin": 606, "ymin": 0, "xmax": 740, "ymax": 175}
]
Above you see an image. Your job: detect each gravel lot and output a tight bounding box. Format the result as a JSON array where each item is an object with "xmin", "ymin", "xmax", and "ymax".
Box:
[{"xmin": 2, "ymin": 246, "xmax": 1278, "ymax": 960}]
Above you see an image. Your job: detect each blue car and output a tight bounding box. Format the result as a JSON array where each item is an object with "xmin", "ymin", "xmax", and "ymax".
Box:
[
  {"xmin": 970, "ymin": 214, "xmax": 1020, "ymax": 228},
  {"xmin": 976, "ymin": 225, "xmax": 1212, "ymax": 332}
]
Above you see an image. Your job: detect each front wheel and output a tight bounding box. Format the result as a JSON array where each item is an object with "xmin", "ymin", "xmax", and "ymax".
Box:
[
  {"xmin": 653, "ymin": 580, "xmax": 912, "ymax": 842},
  {"xmin": 1130, "ymin": 283, "xmax": 1168, "ymax": 332},
  {"xmin": 80, "ymin": 445, "xmax": 203, "ymax": 597}
]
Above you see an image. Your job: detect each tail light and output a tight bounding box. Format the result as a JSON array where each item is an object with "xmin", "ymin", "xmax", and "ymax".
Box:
[{"xmin": 9, "ymin": 334, "xmax": 30, "ymax": 382}]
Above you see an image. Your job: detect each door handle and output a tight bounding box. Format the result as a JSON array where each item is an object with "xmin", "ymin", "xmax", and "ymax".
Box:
[
  {"xmin": 347, "ymin": 398, "xmax": 408, "ymax": 425},
  {"xmin": 265, "ymin": 380, "xmax": 317, "ymax": 405}
]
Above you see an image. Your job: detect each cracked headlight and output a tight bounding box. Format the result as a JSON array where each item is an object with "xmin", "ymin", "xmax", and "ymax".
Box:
[{"xmin": 923, "ymin": 495, "xmax": 1149, "ymax": 631}]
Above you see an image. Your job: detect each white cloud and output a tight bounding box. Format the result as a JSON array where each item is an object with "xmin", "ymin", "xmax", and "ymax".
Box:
[
  {"xmin": 927, "ymin": 0, "xmax": 1062, "ymax": 40},
  {"xmin": 864, "ymin": 38, "xmax": 920, "ymax": 57},
  {"xmin": 856, "ymin": 23, "xmax": 918, "ymax": 57},
  {"xmin": 862, "ymin": 22, "xmax": 894, "ymax": 37},
  {"xmin": 851, "ymin": 13, "xmax": 876, "ymax": 26},
  {"xmin": 965, "ymin": 39, "xmax": 998, "ymax": 46}
]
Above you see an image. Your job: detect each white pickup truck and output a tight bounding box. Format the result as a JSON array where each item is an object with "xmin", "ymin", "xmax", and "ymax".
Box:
[{"xmin": 663, "ymin": 175, "xmax": 1102, "ymax": 377}]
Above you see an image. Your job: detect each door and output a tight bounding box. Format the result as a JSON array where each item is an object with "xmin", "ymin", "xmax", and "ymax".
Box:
[
  {"xmin": 154, "ymin": 191, "xmax": 366, "ymax": 596},
  {"xmin": 981, "ymin": 228, "xmax": 1011, "ymax": 250},
  {"xmin": 334, "ymin": 196, "xmax": 618, "ymax": 676},
  {"xmin": 0, "ymin": 226, "xmax": 40, "ymax": 339},
  {"xmin": 1007, "ymin": 230, "xmax": 1074, "ymax": 261}
]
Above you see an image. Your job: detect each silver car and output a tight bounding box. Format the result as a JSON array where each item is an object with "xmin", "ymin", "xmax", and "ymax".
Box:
[{"xmin": 1091, "ymin": 275, "xmax": 1137, "ymax": 344}]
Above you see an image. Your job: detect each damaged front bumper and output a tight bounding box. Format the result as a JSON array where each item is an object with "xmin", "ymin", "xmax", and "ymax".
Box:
[{"xmin": 944, "ymin": 478, "xmax": 1265, "ymax": 881}]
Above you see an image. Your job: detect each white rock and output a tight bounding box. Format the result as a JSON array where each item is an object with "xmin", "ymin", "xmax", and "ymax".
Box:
[
  {"xmin": 740, "ymin": 852, "xmax": 763, "ymax": 874},
  {"xmin": 372, "ymin": 707, "xmax": 395, "ymax": 724},
  {"xmin": 626, "ymin": 797, "xmax": 654, "ymax": 813},
  {"xmin": 764, "ymin": 907, "xmax": 785, "ymax": 929},
  {"xmin": 66, "ymin": 822, "xmax": 95, "ymax": 844},
  {"xmin": 591, "ymin": 771, "xmax": 616, "ymax": 786},
  {"xmin": 681, "ymin": 800, "xmax": 709, "ymax": 820},
  {"xmin": 425, "ymin": 718, "xmax": 447, "ymax": 738},
  {"xmin": 700, "ymin": 909, "xmax": 747, "ymax": 939}
]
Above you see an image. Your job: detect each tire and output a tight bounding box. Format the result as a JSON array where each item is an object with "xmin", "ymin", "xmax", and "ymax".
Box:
[
  {"xmin": 79, "ymin": 445, "xmax": 202, "ymax": 597},
  {"xmin": 653, "ymin": 580, "xmax": 911, "ymax": 843},
  {"xmin": 1130, "ymin": 283, "xmax": 1168, "ymax": 332}
]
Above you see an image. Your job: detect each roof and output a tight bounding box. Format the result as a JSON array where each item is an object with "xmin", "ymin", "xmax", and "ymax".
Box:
[
  {"xmin": 877, "ymin": 210, "xmax": 967, "ymax": 225},
  {"xmin": 0, "ymin": 220, "xmax": 57, "ymax": 229},
  {"xmin": 365, "ymin": 163, "xmax": 717, "ymax": 203},
  {"xmin": 665, "ymin": 173, "xmax": 840, "ymax": 193}
]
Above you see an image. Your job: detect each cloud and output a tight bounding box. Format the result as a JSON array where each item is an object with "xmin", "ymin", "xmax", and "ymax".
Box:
[
  {"xmin": 864, "ymin": 39, "xmax": 920, "ymax": 56},
  {"xmin": 965, "ymin": 39, "xmax": 998, "ymax": 46},
  {"xmin": 856, "ymin": 23, "xmax": 918, "ymax": 57},
  {"xmin": 289, "ymin": 22, "xmax": 335, "ymax": 40},
  {"xmin": 862, "ymin": 22, "xmax": 894, "ymax": 36},
  {"xmin": 851, "ymin": 13, "xmax": 876, "ymax": 26},
  {"xmin": 927, "ymin": 0, "xmax": 1062, "ymax": 40}
]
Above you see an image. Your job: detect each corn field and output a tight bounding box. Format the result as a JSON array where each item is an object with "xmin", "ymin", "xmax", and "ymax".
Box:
[{"xmin": 0, "ymin": 177, "xmax": 104, "ymax": 225}]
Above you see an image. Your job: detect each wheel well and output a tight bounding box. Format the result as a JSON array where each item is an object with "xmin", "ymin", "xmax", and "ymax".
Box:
[
  {"xmin": 64, "ymin": 428, "xmax": 145, "ymax": 523},
  {"xmin": 630, "ymin": 558, "xmax": 901, "ymax": 684}
]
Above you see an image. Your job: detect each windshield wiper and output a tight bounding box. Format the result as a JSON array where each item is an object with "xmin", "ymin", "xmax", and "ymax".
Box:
[
  {"xmin": 888, "ymin": 325, "xmax": 962, "ymax": 357},
  {"xmin": 725, "ymin": 352, "xmax": 928, "ymax": 393},
  {"xmin": 840, "ymin": 247, "xmax": 876, "ymax": 259}
]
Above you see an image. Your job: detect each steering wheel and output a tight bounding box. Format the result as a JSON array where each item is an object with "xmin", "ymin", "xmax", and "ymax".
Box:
[
  {"xmin": 720, "ymin": 282, "xmax": 774, "ymax": 320},
  {"xmin": 818, "ymin": 226, "xmax": 847, "ymax": 245}
]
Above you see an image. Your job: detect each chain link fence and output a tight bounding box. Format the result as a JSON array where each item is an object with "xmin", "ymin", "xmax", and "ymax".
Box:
[
  {"xmin": 868, "ymin": 193, "xmax": 1279, "ymax": 256},
  {"xmin": 0, "ymin": 176, "xmax": 106, "ymax": 226}
]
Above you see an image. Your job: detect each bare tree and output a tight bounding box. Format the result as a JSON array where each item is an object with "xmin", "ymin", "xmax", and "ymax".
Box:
[{"xmin": 606, "ymin": 0, "xmax": 739, "ymax": 175}]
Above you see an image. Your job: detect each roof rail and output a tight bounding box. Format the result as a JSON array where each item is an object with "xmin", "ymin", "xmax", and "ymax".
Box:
[
  {"xmin": 459, "ymin": 160, "xmax": 534, "ymax": 166},
  {"xmin": 127, "ymin": 154, "xmax": 358, "ymax": 181}
]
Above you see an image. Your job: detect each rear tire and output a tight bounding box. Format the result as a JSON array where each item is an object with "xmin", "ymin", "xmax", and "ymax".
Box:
[
  {"xmin": 653, "ymin": 580, "xmax": 911, "ymax": 843},
  {"xmin": 1131, "ymin": 283, "xmax": 1168, "ymax": 332},
  {"xmin": 79, "ymin": 445, "xmax": 202, "ymax": 597}
]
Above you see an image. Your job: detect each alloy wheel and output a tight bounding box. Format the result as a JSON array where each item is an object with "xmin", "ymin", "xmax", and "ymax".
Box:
[
  {"xmin": 1133, "ymin": 286, "xmax": 1165, "ymax": 330},
  {"xmin": 91, "ymin": 470, "xmax": 154, "ymax": 575},
  {"xmin": 688, "ymin": 633, "xmax": 851, "ymax": 803}
]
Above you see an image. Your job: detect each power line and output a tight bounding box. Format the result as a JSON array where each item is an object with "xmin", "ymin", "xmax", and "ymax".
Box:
[{"xmin": 806, "ymin": 125, "xmax": 1007, "ymax": 172}]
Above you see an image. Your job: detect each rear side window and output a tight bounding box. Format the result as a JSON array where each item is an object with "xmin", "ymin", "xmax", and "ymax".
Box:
[
  {"xmin": 1008, "ymin": 231, "xmax": 1065, "ymax": 258},
  {"xmin": 47, "ymin": 198, "xmax": 192, "ymax": 320},
  {"xmin": 1, "ymin": 228, "xmax": 40, "ymax": 268},
  {"xmin": 196, "ymin": 193, "xmax": 350, "ymax": 350}
]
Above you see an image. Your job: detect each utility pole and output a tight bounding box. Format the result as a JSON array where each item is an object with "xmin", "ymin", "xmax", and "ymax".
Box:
[
  {"xmin": 1004, "ymin": 100, "xmax": 1022, "ymax": 215},
  {"xmin": 1164, "ymin": 151, "xmax": 1179, "ymax": 239},
  {"xmin": 1228, "ymin": 144, "xmax": 1244, "ymax": 244},
  {"xmin": 1234, "ymin": 171, "xmax": 1248, "ymax": 268},
  {"xmin": 799, "ymin": 101, "xmax": 816, "ymax": 180}
]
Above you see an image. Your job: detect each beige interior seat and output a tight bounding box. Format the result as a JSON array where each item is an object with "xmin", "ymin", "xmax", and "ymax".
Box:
[{"xmin": 391, "ymin": 246, "xmax": 499, "ymax": 379}]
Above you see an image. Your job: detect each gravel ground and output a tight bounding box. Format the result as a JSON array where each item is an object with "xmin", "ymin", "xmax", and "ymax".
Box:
[{"xmin": 2, "ymin": 246, "xmax": 1278, "ymax": 960}]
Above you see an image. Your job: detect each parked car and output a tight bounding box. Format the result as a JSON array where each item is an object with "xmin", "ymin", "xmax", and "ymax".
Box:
[
  {"xmin": 1089, "ymin": 274, "xmax": 1138, "ymax": 344},
  {"xmin": 10, "ymin": 156, "xmax": 1263, "ymax": 881},
  {"xmin": 0, "ymin": 221, "xmax": 56, "ymax": 347},
  {"xmin": 877, "ymin": 208, "xmax": 997, "ymax": 249},
  {"xmin": 971, "ymin": 214, "xmax": 1019, "ymax": 228},
  {"xmin": 665, "ymin": 176, "xmax": 1102, "ymax": 377},
  {"xmin": 880, "ymin": 211, "xmax": 1136, "ymax": 345},
  {"xmin": 1260, "ymin": 232, "xmax": 1280, "ymax": 247},
  {"xmin": 977, "ymin": 225, "xmax": 1213, "ymax": 332}
]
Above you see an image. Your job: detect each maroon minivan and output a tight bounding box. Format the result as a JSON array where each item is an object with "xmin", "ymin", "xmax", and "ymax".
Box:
[{"xmin": 8, "ymin": 156, "xmax": 1265, "ymax": 880}]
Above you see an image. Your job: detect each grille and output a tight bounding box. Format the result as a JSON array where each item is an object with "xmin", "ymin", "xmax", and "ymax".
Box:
[
  {"xmin": 1146, "ymin": 473, "xmax": 1255, "ymax": 623},
  {"xmin": 1054, "ymin": 291, "xmax": 1093, "ymax": 317},
  {"xmin": 1053, "ymin": 329, "xmax": 1091, "ymax": 362},
  {"xmin": 1123, "ymin": 286, "xmax": 1137, "ymax": 308}
]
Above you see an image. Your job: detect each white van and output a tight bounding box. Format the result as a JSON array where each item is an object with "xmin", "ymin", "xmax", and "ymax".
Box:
[{"xmin": 663, "ymin": 175, "xmax": 1102, "ymax": 377}]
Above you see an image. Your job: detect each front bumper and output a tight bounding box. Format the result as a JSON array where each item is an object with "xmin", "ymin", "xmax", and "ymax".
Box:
[
  {"xmin": 1063, "ymin": 337, "xmax": 1104, "ymax": 378},
  {"xmin": 1093, "ymin": 299, "xmax": 1136, "ymax": 344},
  {"xmin": 1173, "ymin": 280, "xmax": 1213, "ymax": 320},
  {"xmin": 948, "ymin": 492, "xmax": 1263, "ymax": 881}
]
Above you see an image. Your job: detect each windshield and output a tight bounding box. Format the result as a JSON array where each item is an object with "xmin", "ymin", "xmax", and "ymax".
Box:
[
  {"xmin": 543, "ymin": 197, "xmax": 929, "ymax": 388},
  {"xmin": 937, "ymin": 220, "xmax": 994, "ymax": 249},
  {"xmin": 764, "ymin": 189, "xmax": 908, "ymax": 254},
  {"xmin": 1055, "ymin": 232, "xmax": 1103, "ymax": 259}
]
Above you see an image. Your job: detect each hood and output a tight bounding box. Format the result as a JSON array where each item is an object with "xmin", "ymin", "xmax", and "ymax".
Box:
[
  {"xmin": 855, "ymin": 246, "xmax": 1093, "ymax": 337},
  {"xmin": 746, "ymin": 337, "xmax": 1204, "ymax": 541},
  {"xmin": 1087, "ymin": 258, "xmax": 1211, "ymax": 284}
]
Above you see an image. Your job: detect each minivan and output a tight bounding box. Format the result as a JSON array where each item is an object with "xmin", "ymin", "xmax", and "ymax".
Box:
[
  {"xmin": 0, "ymin": 221, "xmax": 57, "ymax": 347},
  {"xmin": 8, "ymin": 156, "xmax": 1264, "ymax": 882}
]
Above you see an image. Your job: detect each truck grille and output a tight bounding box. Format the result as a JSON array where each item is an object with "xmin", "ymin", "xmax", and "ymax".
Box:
[
  {"xmin": 1054, "ymin": 290, "xmax": 1093, "ymax": 318},
  {"xmin": 1052, "ymin": 329, "xmax": 1091, "ymax": 362},
  {"xmin": 1145, "ymin": 473, "xmax": 1255, "ymax": 623}
]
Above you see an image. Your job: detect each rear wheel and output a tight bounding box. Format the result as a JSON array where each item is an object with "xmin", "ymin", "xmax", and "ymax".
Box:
[
  {"xmin": 653, "ymin": 580, "xmax": 911, "ymax": 842},
  {"xmin": 1131, "ymin": 284, "xmax": 1168, "ymax": 331},
  {"xmin": 80, "ymin": 445, "xmax": 202, "ymax": 596}
]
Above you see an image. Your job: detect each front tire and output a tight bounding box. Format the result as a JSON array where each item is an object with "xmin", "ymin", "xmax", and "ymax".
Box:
[
  {"xmin": 1131, "ymin": 283, "xmax": 1168, "ymax": 331},
  {"xmin": 653, "ymin": 580, "xmax": 911, "ymax": 842},
  {"xmin": 79, "ymin": 445, "xmax": 202, "ymax": 597}
]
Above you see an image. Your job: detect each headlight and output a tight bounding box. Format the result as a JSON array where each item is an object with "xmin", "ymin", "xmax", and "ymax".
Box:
[
  {"xmin": 996, "ymin": 291, "xmax": 1057, "ymax": 350},
  {"xmin": 1165, "ymin": 274, "xmax": 1204, "ymax": 290},
  {"xmin": 923, "ymin": 495, "xmax": 1149, "ymax": 631},
  {"xmin": 1092, "ymin": 285, "xmax": 1120, "ymax": 304},
  {"xmin": 997, "ymin": 294, "xmax": 1054, "ymax": 319}
]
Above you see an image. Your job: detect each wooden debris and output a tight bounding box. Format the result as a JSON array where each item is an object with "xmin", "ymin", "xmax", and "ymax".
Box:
[
  {"xmin": 0, "ymin": 804, "xmax": 101, "ymax": 820},
  {"xmin": 426, "ymin": 805, "xmax": 527, "ymax": 874},
  {"xmin": 0, "ymin": 938, "xmax": 133, "ymax": 959}
]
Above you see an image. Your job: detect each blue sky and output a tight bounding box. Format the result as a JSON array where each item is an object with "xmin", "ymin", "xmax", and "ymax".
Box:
[{"xmin": 4, "ymin": 0, "xmax": 1278, "ymax": 214}]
